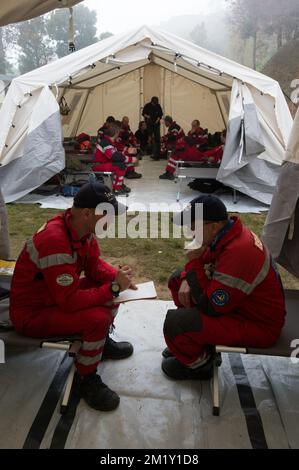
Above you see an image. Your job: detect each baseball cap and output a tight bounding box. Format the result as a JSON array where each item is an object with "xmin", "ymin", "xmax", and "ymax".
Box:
[
  {"xmin": 173, "ymin": 195, "xmax": 228, "ymax": 226},
  {"xmin": 73, "ymin": 182, "xmax": 127, "ymax": 215}
]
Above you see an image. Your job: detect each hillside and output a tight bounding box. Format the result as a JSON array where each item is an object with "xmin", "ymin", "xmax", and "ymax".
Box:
[{"xmin": 262, "ymin": 40, "xmax": 299, "ymax": 104}]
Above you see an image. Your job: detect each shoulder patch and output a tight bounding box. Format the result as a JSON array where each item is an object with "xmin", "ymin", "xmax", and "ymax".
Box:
[
  {"xmin": 211, "ymin": 289, "xmax": 230, "ymax": 307},
  {"xmin": 56, "ymin": 274, "xmax": 74, "ymax": 286},
  {"xmin": 251, "ymin": 231, "xmax": 263, "ymax": 251}
]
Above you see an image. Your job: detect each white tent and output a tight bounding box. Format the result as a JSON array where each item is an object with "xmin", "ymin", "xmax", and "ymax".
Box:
[
  {"xmin": 0, "ymin": 1, "xmax": 82, "ymax": 26},
  {"xmin": 263, "ymin": 107, "xmax": 299, "ymax": 278},
  {"xmin": 0, "ymin": 26, "xmax": 293, "ymax": 203}
]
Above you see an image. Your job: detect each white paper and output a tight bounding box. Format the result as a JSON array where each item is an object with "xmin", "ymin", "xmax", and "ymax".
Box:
[{"xmin": 113, "ymin": 281, "xmax": 157, "ymax": 303}]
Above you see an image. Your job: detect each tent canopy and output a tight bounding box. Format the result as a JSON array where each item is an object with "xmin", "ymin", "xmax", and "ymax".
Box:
[
  {"xmin": 0, "ymin": 1, "xmax": 82, "ymax": 26},
  {"xmin": 0, "ymin": 26, "xmax": 293, "ymax": 203}
]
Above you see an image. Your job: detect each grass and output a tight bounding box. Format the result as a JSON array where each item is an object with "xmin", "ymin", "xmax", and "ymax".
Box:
[{"xmin": 6, "ymin": 204, "xmax": 299, "ymax": 298}]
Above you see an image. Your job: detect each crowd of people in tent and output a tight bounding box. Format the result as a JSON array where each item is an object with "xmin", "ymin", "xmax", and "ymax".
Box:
[{"xmin": 72, "ymin": 96, "xmax": 226, "ymax": 195}]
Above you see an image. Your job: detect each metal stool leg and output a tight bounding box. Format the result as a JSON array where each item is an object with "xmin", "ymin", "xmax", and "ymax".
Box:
[
  {"xmin": 60, "ymin": 363, "xmax": 76, "ymax": 414},
  {"xmin": 212, "ymin": 352, "xmax": 222, "ymax": 416}
]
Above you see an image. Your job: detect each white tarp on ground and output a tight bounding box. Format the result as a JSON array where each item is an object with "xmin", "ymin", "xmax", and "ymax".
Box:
[
  {"xmin": 0, "ymin": 299, "xmax": 299, "ymax": 449},
  {"xmin": 16, "ymin": 157, "xmax": 269, "ymax": 213},
  {"xmin": 0, "ymin": 1, "xmax": 82, "ymax": 26},
  {"xmin": 0, "ymin": 26, "xmax": 293, "ymax": 204}
]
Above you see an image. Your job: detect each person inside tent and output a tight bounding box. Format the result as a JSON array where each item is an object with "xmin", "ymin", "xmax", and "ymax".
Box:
[
  {"xmin": 93, "ymin": 122, "xmax": 141, "ymax": 195},
  {"xmin": 142, "ymin": 96, "xmax": 163, "ymax": 160},
  {"xmin": 9, "ymin": 182, "xmax": 136, "ymax": 412},
  {"xmin": 97, "ymin": 116, "xmax": 116, "ymax": 140},
  {"xmin": 135, "ymin": 121, "xmax": 150, "ymax": 156},
  {"xmin": 188, "ymin": 120, "xmax": 208, "ymax": 147},
  {"xmin": 112, "ymin": 120, "xmax": 141, "ymax": 180},
  {"xmin": 159, "ymin": 135, "xmax": 206, "ymax": 180},
  {"xmin": 162, "ymin": 195, "xmax": 286, "ymax": 380},
  {"xmin": 118, "ymin": 116, "xmax": 137, "ymax": 147},
  {"xmin": 159, "ymin": 128, "xmax": 226, "ymax": 180},
  {"xmin": 160, "ymin": 115, "xmax": 185, "ymax": 158}
]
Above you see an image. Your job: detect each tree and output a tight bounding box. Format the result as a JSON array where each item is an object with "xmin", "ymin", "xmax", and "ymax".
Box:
[
  {"xmin": 46, "ymin": 4, "xmax": 98, "ymax": 58},
  {"xmin": 190, "ymin": 23, "xmax": 208, "ymax": 48},
  {"xmin": 0, "ymin": 25, "xmax": 17, "ymax": 74},
  {"xmin": 16, "ymin": 17, "xmax": 54, "ymax": 74},
  {"xmin": 226, "ymin": 0, "xmax": 263, "ymax": 69}
]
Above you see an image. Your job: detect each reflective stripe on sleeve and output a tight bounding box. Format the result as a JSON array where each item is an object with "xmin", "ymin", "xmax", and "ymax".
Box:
[
  {"xmin": 26, "ymin": 238, "xmax": 77, "ymax": 269},
  {"xmin": 212, "ymin": 248, "xmax": 271, "ymax": 295}
]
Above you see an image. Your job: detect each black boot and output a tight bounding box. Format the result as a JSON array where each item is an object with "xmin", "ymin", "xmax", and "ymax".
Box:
[
  {"xmin": 102, "ymin": 336, "xmax": 134, "ymax": 360},
  {"xmin": 159, "ymin": 172, "xmax": 175, "ymax": 180},
  {"xmin": 75, "ymin": 372, "xmax": 120, "ymax": 411},
  {"xmin": 162, "ymin": 347, "xmax": 173, "ymax": 358},
  {"xmin": 126, "ymin": 171, "xmax": 142, "ymax": 179},
  {"xmin": 161, "ymin": 354, "xmax": 213, "ymax": 380}
]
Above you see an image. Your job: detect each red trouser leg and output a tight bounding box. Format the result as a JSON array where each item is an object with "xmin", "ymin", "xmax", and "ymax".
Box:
[
  {"xmin": 165, "ymin": 153, "xmax": 180, "ymax": 174},
  {"xmin": 165, "ymin": 270, "xmax": 280, "ymax": 366},
  {"xmin": 93, "ymin": 162, "xmax": 125, "ymax": 191},
  {"xmin": 21, "ymin": 279, "xmax": 118, "ymax": 376},
  {"xmin": 125, "ymin": 163, "xmax": 135, "ymax": 174}
]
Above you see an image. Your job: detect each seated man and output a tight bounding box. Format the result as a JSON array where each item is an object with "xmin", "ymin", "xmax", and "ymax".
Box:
[
  {"xmin": 10, "ymin": 182, "xmax": 136, "ymax": 411},
  {"xmin": 97, "ymin": 116, "xmax": 116, "ymax": 140},
  {"xmin": 159, "ymin": 136, "xmax": 206, "ymax": 180},
  {"xmin": 93, "ymin": 122, "xmax": 141, "ymax": 195},
  {"xmin": 160, "ymin": 115, "xmax": 185, "ymax": 158},
  {"xmin": 135, "ymin": 120, "xmax": 150, "ymax": 156},
  {"xmin": 188, "ymin": 119, "xmax": 208, "ymax": 147},
  {"xmin": 118, "ymin": 116, "xmax": 137, "ymax": 147},
  {"xmin": 162, "ymin": 195, "xmax": 286, "ymax": 380}
]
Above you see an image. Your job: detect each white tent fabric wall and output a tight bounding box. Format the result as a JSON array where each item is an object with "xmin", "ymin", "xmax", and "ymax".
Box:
[
  {"xmin": 262, "ymin": 107, "xmax": 299, "ymax": 278},
  {"xmin": 0, "ymin": 26, "xmax": 293, "ymax": 203}
]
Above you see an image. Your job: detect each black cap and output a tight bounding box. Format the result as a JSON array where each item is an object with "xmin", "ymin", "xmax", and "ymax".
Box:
[
  {"xmin": 173, "ymin": 195, "xmax": 228, "ymax": 226},
  {"xmin": 73, "ymin": 182, "xmax": 127, "ymax": 215}
]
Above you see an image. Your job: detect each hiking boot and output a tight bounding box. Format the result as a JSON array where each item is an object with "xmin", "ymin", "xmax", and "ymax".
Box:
[
  {"xmin": 126, "ymin": 171, "xmax": 142, "ymax": 179},
  {"xmin": 75, "ymin": 372, "xmax": 120, "ymax": 411},
  {"xmin": 159, "ymin": 172, "xmax": 175, "ymax": 180},
  {"xmin": 114, "ymin": 185, "xmax": 131, "ymax": 195},
  {"xmin": 102, "ymin": 336, "xmax": 134, "ymax": 360},
  {"xmin": 162, "ymin": 347, "xmax": 173, "ymax": 358},
  {"xmin": 161, "ymin": 354, "xmax": 213, "ymax": 381}
]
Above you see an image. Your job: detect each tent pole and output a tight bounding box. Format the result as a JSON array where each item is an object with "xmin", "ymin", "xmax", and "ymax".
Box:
[{"xmin": 214, "ymin": 91, "xmax": 227, "ymax": 129}]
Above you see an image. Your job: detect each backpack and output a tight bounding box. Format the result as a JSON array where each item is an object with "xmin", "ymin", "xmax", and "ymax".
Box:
[{"xmin": 59, "ymin": 96, "xmax": 71, "ymax": 116}]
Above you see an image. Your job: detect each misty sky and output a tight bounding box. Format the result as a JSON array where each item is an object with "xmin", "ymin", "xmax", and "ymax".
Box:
[{"xmin": 84, "ymin": 0, "xmax": 225, "ymax": 34}]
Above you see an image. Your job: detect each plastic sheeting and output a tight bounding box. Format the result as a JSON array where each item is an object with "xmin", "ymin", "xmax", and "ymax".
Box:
[
  {"xmin": 15, "ymin": 157, "xmax": 269, "ymax": 213},
  {"xmin": 0, "ymin": 298, "xmax": 299, "ymax": 449}
]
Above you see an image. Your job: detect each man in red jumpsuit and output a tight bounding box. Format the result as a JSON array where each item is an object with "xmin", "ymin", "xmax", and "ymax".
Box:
[
  {"xmin": 93, "ymin": 122, "xmax": 141, "ymax": 195},
  {"xmin": 162, "ymin": 195, "xmax": 286, "ymax": 380},
  {"xmin": 160, "ymin": 116, "xmax": 185, "ymax": 158},
  {"xmin": 10, "ymin": 182, "xmax": 136, "ymax": 411}
]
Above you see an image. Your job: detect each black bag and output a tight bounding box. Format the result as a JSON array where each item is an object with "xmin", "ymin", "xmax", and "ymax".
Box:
[
  {"xmin": 188, "ymin": 178, "xmax": 224, "ymax": 193},
  {"xmin": 59, "ymin": 96, "xmax": 71, "ymax": 116}
]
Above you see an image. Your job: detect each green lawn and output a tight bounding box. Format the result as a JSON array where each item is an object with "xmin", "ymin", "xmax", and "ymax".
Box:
[{"xmin": 6, "ymin": 204, "xmax": 299, "ymax": 298}]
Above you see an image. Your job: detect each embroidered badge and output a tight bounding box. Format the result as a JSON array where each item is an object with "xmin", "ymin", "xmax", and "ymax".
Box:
[
  {"xmin": 251, "ymin": 231, "xmax": 263, "ymax": 251},
  {"xmin": 56, "ymin": 274, "xmax": 74, "ymax": 286},
  {"xmin": 211, "ymin": 289, "xmax": 230, "ymax": 306}
]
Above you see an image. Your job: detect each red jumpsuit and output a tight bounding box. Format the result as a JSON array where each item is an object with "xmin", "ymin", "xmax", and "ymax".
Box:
[
  {"xmin": 92, "ymin": 136, "xmax": 134, "ymax": 191},
  {"xmin": 165, "ymin": 139, "xmax": 205, "ymax": 174},
  {"xmin": 165, "ymin": 217, "xmax": 286, "ymax": 367},
  {"xmin": 161, "ymin": 122, "xmax": 185, "ymax": 156},
  {"xmin": 9, "ymin": 210, "xmax": 118, "ymax": 376}
]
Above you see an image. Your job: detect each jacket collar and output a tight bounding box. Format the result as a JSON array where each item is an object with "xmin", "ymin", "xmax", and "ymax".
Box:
[
  {"xmin": 209, "ymin": 216, "xmax": 242, "ymax": 253},
  {"xmin": 64, "ymin": 209, "xmax": 92, "ymax": 248}
]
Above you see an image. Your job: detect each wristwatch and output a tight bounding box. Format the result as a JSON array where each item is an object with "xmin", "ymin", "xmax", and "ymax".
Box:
[{"xmin": 111, "ymin": 281, "xmax": 121, "ymax": 297}]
